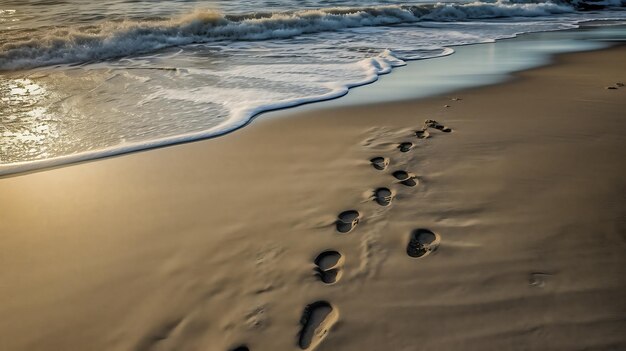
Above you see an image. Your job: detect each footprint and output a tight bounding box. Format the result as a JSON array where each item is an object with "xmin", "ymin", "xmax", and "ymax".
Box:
[
  {"xmin": 298, "ymin": 301, "xmax": 338, "ymax": 350},
  {"xmin": 314, "ymin": 251, "xmax": 344, "ymax": 284},
  {"xmin": 406, "ymin": 229, "xmax": 441, "ymax": 258},
  {"xmin": 373, "ymin": 188, "xmax": 393, "ymax": 206},
  {"xmin": 229, "ymin": 346, "xmax": 249, "ymax": 351},
  {"xmin": 398, "ymin": 142, "xmax": 413, "ymax": 152},
  {"xmin": 425, "ymin": 119, "xmax": 452, "ymax": 133},
  {"xmin": 529, "ymin": 272, "xmax": 553, "ymax": 288},
  {"xmin": 336, "ymin": 210, "xmax": 360, "ymax": 233},
  {"xmin": 392, "ymin": 171, "xmax": 417, "ymax": 187},
  {"xmin": 370, "ymin": 157, "xmax": 389, "ymax": 171},
  {"xmin": 415, "ymin": 128, "xmax": 430, "ymax": 139}
]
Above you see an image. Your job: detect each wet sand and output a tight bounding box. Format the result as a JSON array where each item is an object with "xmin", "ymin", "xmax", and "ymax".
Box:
[{"xmin": 1, "ymin": 44, "xmax": 625, "ymax": 351}]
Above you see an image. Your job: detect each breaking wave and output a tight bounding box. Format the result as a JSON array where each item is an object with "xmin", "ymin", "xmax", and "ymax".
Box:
[{"xmin": 0, "ymin": 1, "xmax": 581, "ymax": 70}]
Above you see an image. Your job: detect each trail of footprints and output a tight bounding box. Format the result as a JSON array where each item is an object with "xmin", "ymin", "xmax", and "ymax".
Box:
[{"xmin": 232, "ymin": 119, "xmax": 453, "ymax": 351}]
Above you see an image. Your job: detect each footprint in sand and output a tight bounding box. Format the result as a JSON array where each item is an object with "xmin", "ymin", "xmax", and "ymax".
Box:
[
  {"xmin": 336, "ymin": 210, "xmax": 360, "ymax": 233},
  {"xmin": 398, "ymin": 142, "xmax": 413, "ymax": 152},
  {"xmin": 298, "ymin": 301, "xmax": 338, "ymax": 350},
  {"xmin": 392, "ymin": 170, "xmax": 417, "ymax": 187},
  {"xmin": 370, "ymin": 157, "xmax": 389, "ymax": 171},
  {"xmin": 406, "ymin": 229, "xmax": 441, "ymax": 258},
  {"xmin": 529, "ymin": 272, "xmax": 553, "ymax": 288},
  {"xmin": 425, "ymin": 119, "xmax": 452, "ymax": 133},
  {"xmin": 415, "ymin": 128, "xmax": 430, "ymax": 139},
  {"xmin": 314, "ymin": 251, "xmax": 344, "ymax": 284},
  {"xmin": 373, "ymin": 187, "xmax": 393, "ymax": 206},
  {"xmin": 229, "ymin": 346, "xmax": 249, "ymax": 351}
]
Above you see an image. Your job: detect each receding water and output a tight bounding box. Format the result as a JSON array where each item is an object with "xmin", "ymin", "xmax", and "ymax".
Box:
[
  {"xmin": 326, "ymin": 25, "xmax": 626, "ymax": 106},
  {"xmin": 1, "ymin": 1, "xmax": 625, "ymax": 175}
]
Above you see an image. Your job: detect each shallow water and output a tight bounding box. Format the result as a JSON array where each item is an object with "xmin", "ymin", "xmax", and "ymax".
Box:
[
  {"xmin": 1, "ymin": 1, "xmax": 625, "ymax": 174},
  {"xmin": 326, "ymin": 25, "xmax": 626, "ymax": 105}
]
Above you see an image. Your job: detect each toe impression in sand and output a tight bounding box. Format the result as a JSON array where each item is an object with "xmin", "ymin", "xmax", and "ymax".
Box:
[
  {"xmin": 298, "ymin": 301, "xmax": 338, "ymax": 350},
  {"xmin": 393, "ymin": 170, "xmax": 417, "ymax": 187},
  {"xmin": 373, "ymin": 187, "xmax": 393, "ymax": 206},
  {"xmin": 336, "ymin": 210, "xmax": 360, "ymax": 233},
  {"xmin": 229, "ymin": 346, "xmax": 250, "ymax": 351},
  {"xmin": 370, "ymin": 157, "xmax": 389, "ymax": 171},
  {"xmin": 314, "ymin": 250, "xmax": 344, "ymax": 284},
  {"xmin": 406, "ymin": 229, "xmax": 441, "ymax": 258}
]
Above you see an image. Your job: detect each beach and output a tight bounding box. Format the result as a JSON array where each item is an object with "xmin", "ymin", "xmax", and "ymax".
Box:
[{"xmin": 2, "ymin": 36, "xmax": 626, "ymax": 351}]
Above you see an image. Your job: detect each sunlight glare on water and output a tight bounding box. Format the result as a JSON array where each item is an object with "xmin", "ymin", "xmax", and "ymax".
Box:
[{"xmin": 0, "ymin": 77, "xmax": 62, "ymax": 161}]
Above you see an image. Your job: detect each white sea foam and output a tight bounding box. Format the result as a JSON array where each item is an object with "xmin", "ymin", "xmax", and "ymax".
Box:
[
  {"xmin": 1, "ymin": 1, "xmax": 625, "ymax": 175},
  {"xmin": 0, "ymin": 1, "xmax": 580, "ymax": 70}
]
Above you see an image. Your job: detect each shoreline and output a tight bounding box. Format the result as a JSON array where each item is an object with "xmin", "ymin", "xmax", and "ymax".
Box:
[
  {"xmin": 1, "ymin": 22, "xmax": 624, "ymax": 178},
  {"xmin": 1, "ymin": 34, "xmax": 626, "ymax": 350}
]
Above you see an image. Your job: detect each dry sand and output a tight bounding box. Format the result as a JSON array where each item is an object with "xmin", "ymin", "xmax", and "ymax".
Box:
[{"xmin": 1, "ymin": 44, "xmax": 625, "ymax": 351}]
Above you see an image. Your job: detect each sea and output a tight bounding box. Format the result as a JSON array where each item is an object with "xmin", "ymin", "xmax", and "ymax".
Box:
[{"xmin": 1, "ymin": 0, "xmax": 625, "ymax": 174}]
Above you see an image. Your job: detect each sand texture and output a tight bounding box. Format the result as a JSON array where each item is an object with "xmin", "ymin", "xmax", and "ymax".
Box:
[{"xmin": 1, "ymin": 45, "xmax": 625, "ymax": 351}]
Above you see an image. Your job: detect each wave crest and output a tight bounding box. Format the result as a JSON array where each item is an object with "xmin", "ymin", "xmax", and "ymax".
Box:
[{"xmin": 0, "ymin": 1, "xmax": 581, "ymax": 70}]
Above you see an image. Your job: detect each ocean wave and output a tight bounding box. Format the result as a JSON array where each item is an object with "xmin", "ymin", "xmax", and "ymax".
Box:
[{"xmin": 0, "ymin": 1, "xmax": 580, "ymax": 70}]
